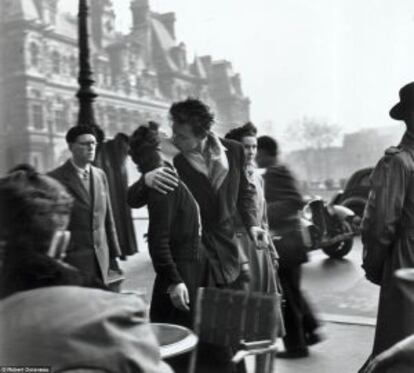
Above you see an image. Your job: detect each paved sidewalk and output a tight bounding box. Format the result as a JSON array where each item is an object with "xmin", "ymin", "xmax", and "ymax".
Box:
[
  {"xmin": 120, "ymin": 252, "xmax": 376, "ymax": 373},
  {"xmin": 267, "ymin": 322, "xmax": 373, "ymax": 373}
]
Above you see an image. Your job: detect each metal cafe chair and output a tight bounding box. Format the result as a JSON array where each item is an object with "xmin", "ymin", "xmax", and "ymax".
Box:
[{"xmin": 188, "ymin": 287, "xmax": 281, "ymax": 373}]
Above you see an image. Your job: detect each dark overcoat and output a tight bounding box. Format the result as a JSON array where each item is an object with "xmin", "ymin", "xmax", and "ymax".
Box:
[
  {"xmin": 146, "ymin": 177, "xmax": 202, "ymax": 328},
  {"xmin": 49, "ymin": 160, "xmax": 121, "ymax": 284},
  {"xmin": 362, "ymin": 131, "xmax": 414, "ymax": 356},
  {"xmin": 95, "ymin": 134, "xmax": 138, "ymax": 257}
]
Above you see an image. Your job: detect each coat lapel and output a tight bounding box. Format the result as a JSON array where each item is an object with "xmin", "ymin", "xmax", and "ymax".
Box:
[
  {"xmin": 61, "ymin": 160, "xmax": 91, "ymax": 206},
  {"xmin": 90, "ymin": 166, "xmax": 100, "ymax": 214}
]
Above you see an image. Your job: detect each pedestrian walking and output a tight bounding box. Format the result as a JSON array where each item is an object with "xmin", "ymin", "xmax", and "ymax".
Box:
[{"xmin": 256, "ymin": 135, "xmax": 322, "ymax": 358}]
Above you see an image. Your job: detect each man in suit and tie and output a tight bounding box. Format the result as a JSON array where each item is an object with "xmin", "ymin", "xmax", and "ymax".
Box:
[{"xmin": 49, "ymin": 126, "xmax": 121, "ymax": 285}]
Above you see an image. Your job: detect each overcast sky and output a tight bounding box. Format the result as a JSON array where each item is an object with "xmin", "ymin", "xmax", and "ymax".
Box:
[{"xmin": 62, "ymin": 0, "xmax": 414, "ymax": 138}]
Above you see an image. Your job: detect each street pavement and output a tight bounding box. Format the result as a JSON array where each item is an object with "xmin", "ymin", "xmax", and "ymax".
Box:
[
  {"xmin": 302, "ymin": 237, "xmax": 379, "ymax": 323},
  {"xmin": 120, "ymin": 229, "xmax": 378, "ymax": 373}
]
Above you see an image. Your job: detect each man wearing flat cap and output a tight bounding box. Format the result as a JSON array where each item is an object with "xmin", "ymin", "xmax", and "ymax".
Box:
[
  {"xmin": 49, "ymin": 126, "xmax": 121, "ymax": 286},
  {"xmin": 361, "ymin": 82, "xmax": 414, "ymax": 364}
]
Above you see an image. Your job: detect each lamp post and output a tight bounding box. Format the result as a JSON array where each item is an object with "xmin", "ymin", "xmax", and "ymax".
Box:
[{"xmin": 76, "ymin": 0, "xmax": 97, "ymax": 128}]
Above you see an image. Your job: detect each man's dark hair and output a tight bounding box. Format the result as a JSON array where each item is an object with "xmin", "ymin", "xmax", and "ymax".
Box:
[
  {"xmin": 65, "ymin": 126, "xmax": 98, "ymax": 144},
  {"xmin": 225, "ymin": 122, "xmax": 257, "ymax": 142},
  {"xmin": 257, "ymin": 135, "xmax": 279, "ymax": 157},
  {"xmin": 169, "ymin": 98, "xmax": 214, "ymax": 137}
]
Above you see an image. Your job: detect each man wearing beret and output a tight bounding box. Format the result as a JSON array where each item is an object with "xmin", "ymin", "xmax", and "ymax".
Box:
[
  {"xmin": 360, "ymin": 81, "xmax": 414, "ymax": 367},
  {"xmin": 49, "ymin": 126, "xmax": 121, "ymax": 286}
]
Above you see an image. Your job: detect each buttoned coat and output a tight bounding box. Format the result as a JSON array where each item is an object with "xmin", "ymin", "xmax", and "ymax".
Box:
[
  {"xmin": 362, "ymin": 131, "xmax": 414, "ymax": 356},
  {"xmin": 49, "ymin": 160, "xmax": 121, "ymax": 284}
]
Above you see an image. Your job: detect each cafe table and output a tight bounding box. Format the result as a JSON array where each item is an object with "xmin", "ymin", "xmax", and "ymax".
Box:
[{"xmin": 150, "ymin": 323, "xmax": 199, "ymax": 359}]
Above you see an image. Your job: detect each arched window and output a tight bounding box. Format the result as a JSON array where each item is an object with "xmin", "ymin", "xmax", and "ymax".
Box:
[
  {"xmin": 52, "ymin": 51, "xmax": 60, "ymax": 74},
  {"xmin": 29, "ymin": 42, "xmax": 40, "ymax": 67}
]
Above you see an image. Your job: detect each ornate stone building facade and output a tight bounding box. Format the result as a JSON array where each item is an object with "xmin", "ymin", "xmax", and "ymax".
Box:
[{"xmin": 0, "ymin": 0, "xmax": 250, "ymax": 173}]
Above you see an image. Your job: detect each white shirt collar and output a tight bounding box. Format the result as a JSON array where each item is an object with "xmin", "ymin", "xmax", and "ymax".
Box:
[{"xmin": 70, "ymin": 158, "xmax": 91, "ymax": 175}]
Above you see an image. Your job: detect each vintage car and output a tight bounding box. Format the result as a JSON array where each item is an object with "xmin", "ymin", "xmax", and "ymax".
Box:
[{"xmin": 332, "ymin": 167, "xmax": 373, "ymax": 217}]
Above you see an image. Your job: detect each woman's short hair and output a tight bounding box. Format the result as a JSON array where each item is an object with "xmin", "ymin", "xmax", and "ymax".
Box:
[
  {"xmin": 0, "ymin": 165, "xmax": 73, "ymax": 253},
  {"xmin": 225, "ymin": 122, "xmax": 258, "ymax": 142},
  {"xmin": 129, "ymin": 122, "xmax": 161, "ymax": 165},
  {"xmin": 169, "ymin": 98, "xmax": 214, "ymax": 138}
]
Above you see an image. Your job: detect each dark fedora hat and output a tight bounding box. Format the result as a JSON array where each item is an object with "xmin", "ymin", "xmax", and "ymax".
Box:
[{"xmin": 390, "ymin": 82, "xmax": 414, "ymax": 120}]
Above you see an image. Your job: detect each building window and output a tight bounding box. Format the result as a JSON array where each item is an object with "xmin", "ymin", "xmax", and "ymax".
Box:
[
  {"xmin": 131, "ymin": 111, "xmax": 142, "ymax": 123},
  {"xmin": 55, "ymin": 109, "xmax": 67, "ymax": 132},
  {"xmin": 130, "ymin": 56, "xmax": 136, "ymax": 71},
  {"xmin": 123, "ymin": 77, "xmax": 131, "ymax": 95},
  {"xmin": 52, "ymin": 51, "xmax": 60, "ymax": 74},
  {"xmin": 120, "ymin": 109, "xmax": 130, "ymax": 132},
  {"xmin": 72, "ymin": 111, "xmax": 78, "ymax": 126},
  {"xmin": 69, "ymin": 55, "xmax": 77, "ymax": 77},
  {"xmin": 61, "ymin": 55, "xmax": 68, "ymax": 75},
  {"xmin": 32, "ymin": 104, "xmax": 44, "ymax": 130},
  {"xmin": 29, "ymin": 42, "xmax": 40, "ymax": 67},
  {"xmin": 102, "ymin": 65, "xmax": 111, "ymax": 87},
  {"xmin": 107, "ymin": 107, "xmax": 116, "ymax": 126},
  {"xmin": 44, "ymin": 5, "xmax": 57, "ymax": 26}
]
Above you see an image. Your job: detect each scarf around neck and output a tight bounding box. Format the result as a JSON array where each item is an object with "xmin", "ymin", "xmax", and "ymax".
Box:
[{"xmin": 182, "ymin": 131, "xmax": 229, "ymax": 192}]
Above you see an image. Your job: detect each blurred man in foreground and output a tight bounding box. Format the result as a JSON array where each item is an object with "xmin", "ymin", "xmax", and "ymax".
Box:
[{"xmin": 0, "ymin": 166, "xmax": 171, "ymax": 372}]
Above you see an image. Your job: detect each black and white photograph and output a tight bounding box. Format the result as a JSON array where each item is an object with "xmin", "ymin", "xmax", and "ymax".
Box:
[{"xmin": 1, "ymin": 1, "xmax": 414, "ymax": 372}]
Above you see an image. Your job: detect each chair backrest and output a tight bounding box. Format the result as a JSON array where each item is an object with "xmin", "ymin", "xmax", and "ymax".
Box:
[{"xmin": 193, "ymin": 287, "xmax": 280, "ymax": 349}]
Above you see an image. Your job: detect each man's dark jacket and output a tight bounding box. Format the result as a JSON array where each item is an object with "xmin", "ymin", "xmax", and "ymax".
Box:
[
  {"xmin": 263, "ymin": 164, "xmax": 304, "ymax": 229},
  {"xmin": 49, "ymin": 160, "xmax": 121, "ymax": 284}
]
